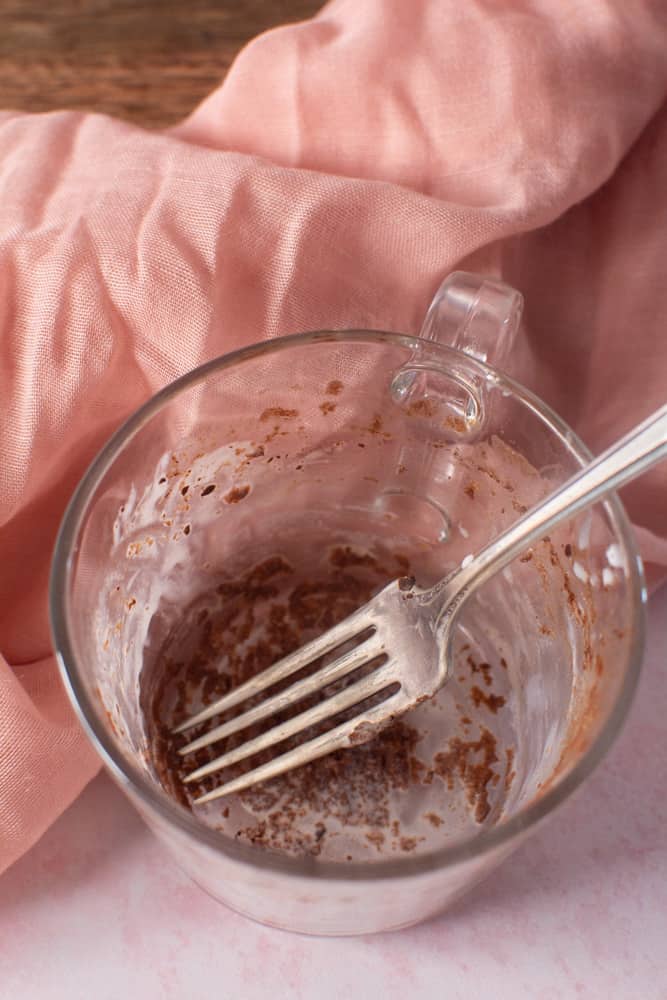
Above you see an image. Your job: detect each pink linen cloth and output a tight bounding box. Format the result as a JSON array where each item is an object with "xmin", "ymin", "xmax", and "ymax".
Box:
[{"xmin": 1, "ymin": 0, "xmax": 667, "ymax": 877}]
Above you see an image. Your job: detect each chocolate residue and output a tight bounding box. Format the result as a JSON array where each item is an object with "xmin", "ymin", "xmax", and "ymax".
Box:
[
  {"xmin": 224, "ymin": 485, "xmax": 250, "ymax": 504},
  {"xmin": 260, "ymin": 407, "xmax": 299, "ymax": 422},
  {"xmin": 349, "ymin": 720, "xmax": 390, "ymax": 746},
  {"xmin": 470, "ymin": 685, "xmax": 506, "ymax": 714},
  {"xmin": 142, "ymin": 524, "xmax": 514, "ymax": 859},
  {"xmin": 434, "ymin": 728, "xmax": 499, "ymax": 823},
  {"xmin": 218, "ymin": 718, "xmax": 426, "ymax": 857},
  {"xmin": 319, "ymin": 401, "xmax": 336, "ymax": 415},
  {"xmin": 329, "ymin": 546, "xmax": 378, "ymax": 570},
  {"xmin": 326, "ymin": 380, "xmax": 344, "ymax": 396},
  {"xmin": 467, "ymin": 655, "xmax": 493, "ymax": 687},
  {"xmin": 407, "ymin": 399, "xmax": 437, "ymax": 418},
  {"xmin": 505, "ymin": 748, "xmax": 516, "ymax": 792},
  {"xmin": 143, "ymin": 547, "xmax": 459, "ymax": 857},
  {"xmin": 445, "ymin": 414, "xmax": 467, "ymax": 433}
]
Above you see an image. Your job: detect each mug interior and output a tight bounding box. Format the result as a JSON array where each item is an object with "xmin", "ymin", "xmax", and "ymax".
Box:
[{"xmin": 51, "ymin": 331, "xmax": 644, "ymax": 880}]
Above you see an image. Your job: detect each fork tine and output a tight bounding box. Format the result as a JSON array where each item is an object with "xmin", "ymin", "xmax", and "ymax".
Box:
[
  {"xmin": 172, "ymin": 613, "xmax": 375, "ymax": 734},
  {"xmin": 184, "ymin": 665, "xmax": 398, "ymax": 785},
  {"xmin": 178, "ymin": 635, "xmax": 387, "ymax": 756},
  {"xmin": 193, "ymin": 690, "xmax": 403, "ymax": 803}
]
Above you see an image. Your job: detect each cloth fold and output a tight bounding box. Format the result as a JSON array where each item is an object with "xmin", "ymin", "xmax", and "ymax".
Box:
[{"xmin": 2, "ymin": 0, "xmax": 667, "ymax": 875}]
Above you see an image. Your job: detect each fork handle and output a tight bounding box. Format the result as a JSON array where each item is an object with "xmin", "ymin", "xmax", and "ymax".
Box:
[{"xmin": 436, "ymin": 402, "xmax": 667, "ymax": 612}]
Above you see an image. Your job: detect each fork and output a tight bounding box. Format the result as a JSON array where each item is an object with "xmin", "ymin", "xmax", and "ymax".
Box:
[{"xmin": 175, "ymin": 403, "xmax": 667, "ymax": 803}]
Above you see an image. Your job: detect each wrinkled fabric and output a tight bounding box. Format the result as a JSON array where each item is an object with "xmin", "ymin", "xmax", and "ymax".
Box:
[{"xmin": 1, "ymin": 0, "xmax": 667, "ymax": 875}]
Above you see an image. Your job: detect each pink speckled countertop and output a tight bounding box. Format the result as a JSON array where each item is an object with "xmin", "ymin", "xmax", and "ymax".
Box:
[{"xmin": 2, "ymin": 590, "xmax": 666, "ymax": 999}]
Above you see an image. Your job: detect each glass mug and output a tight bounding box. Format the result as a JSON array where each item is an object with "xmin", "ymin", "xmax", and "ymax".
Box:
[{"xmin": 51, "ymin": 273, "xmax": 644, "ymax": 936}]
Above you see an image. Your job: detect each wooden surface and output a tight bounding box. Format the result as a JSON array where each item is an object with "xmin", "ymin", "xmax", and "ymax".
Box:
[{"xmin": 0, "ymin": 0, "xmax": 323, "ymax": 128}]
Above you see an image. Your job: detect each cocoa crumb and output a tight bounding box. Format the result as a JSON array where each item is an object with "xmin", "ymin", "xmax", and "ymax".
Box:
[
  {"xmin": 183, "ymin": 524, "xmax": 191, "ymax": 535},
  {"xmin": 319, "ymin": 401, "xmax": 336, "ymax": 415},
  {"xmin": 400, "ymin": 837, "xmax": 418, "ymax": 852},
  {"xmin": 424, "ymin": 812, "xmax": 443, "ymax": 828},
  {"xmin": 326, "ymin": 380, "xmax": 344, "ymax": 396},
  {"xmin": 564, "ymin": 543, "xmax": 573, "ymax": 557},
  {"xmin": 464, "ymin": 482, "xmax": 478, "ymax": 499},
  {"xmin": 201, "ymin": 484, "xmax": 216, "ymax": 496}
]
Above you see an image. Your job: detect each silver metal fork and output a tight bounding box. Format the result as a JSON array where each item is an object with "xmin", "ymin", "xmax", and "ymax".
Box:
[{"xmin": 175, "ymin": 403, "xmax": 667, "ymax": 803}]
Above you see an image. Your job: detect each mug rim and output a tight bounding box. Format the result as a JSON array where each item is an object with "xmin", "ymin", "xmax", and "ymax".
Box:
[{"xmin": 50, "ymin": 329, "xmax": 646, "ymax": 882}]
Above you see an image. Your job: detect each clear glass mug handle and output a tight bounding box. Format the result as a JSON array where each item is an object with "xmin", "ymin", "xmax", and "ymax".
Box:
[
  {"xmin": 418, "ymin": 271, "xmax": 523, "ymax": 368},
  {"xmin": 391, "ymin": 272, "xmax": 524, "ymax": 430}
]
